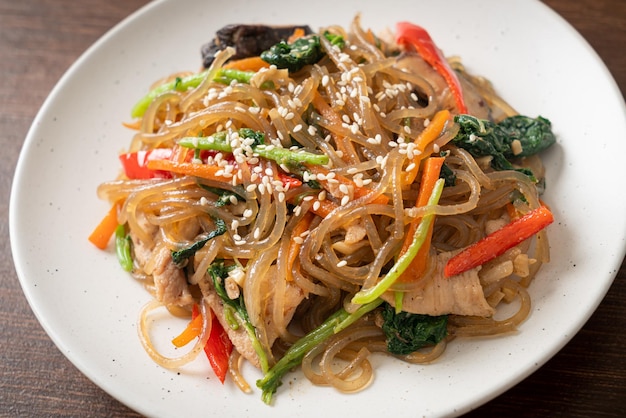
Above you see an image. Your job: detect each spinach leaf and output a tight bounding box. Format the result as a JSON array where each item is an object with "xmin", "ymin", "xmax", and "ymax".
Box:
[
  {"xmin": 452, "ymin": 114, "xmax": 556, "ymax": 179},
  {"xmin": 260, "ymin": 32, "xmax": 345, "ymax": 73},
  {"xmin": 261, "ymin": 36, "xmax": 324, "ymax": 72},
  {"xmin": 380, "ymin": 303, "xmax": 448, "ymax": 355},
  {"xmin": 439, "ymin": 162, "xmax": 456, "ymax": 187},
  {"xmin": 171, "ymin": 217, "xmax": 227, "ymax": 265}
]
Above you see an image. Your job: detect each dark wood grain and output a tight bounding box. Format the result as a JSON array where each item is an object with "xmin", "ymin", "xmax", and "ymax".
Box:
[{"xmin": 1, "ymin": 0, "xmax": 624, "ymax": 416}]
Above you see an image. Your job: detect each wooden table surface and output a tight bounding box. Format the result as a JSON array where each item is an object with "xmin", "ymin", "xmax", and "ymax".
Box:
[{"xmin": 1, "ymin": 0, "xmax": 624, "ymax": 416}]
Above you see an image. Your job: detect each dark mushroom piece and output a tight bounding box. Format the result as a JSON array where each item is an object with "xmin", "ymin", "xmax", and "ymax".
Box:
[{"xmin": 201, "ymin": 24, "xmax": 313, "ymax": 68}]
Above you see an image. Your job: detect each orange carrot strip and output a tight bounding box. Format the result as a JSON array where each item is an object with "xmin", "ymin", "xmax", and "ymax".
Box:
[
  {"xmin": 311, "ymin": 91, "xmax": 358, "ymax": 164},
  {"xmin": 171, "ymin": 313, "xmax": 203, "ymax": 348},
  {"xmin": 306, "ymin": 164, "xmax": 389, "ymax": 206},
  {"xmin": 286, "ymin": 212, "xmax": 314, "ymax": 281},
  {"xmin": 402, "ymin": 109, "xmax": 451, "ymax": 186},
  {"xmin": 398, "ymin": 157, "xmax": 445, "ymax": 282},
  {"xmin": 88, "ymin": 201, "xmax": 122, "ymax": 250},
  {"xmin": 444, "ymin": 205, "xmax": 554, "ymax": 277},
  {"xmin": 146, "ymin": 159, "xmax": 240, "ymax": 184},
  {"xmin": 122, "ymin": 120, "xmax": 141, "ymax": 130},
  {"xmin": 506, "ymin": 203, "xmax": 519, "ymax": 221},
  {"xmin": 223, "ymin": 56, "xmax": 270, "ymax": 72},
  {"xmin": 287, "ymin": 27, "xmax": 306, "ymax": 43}
]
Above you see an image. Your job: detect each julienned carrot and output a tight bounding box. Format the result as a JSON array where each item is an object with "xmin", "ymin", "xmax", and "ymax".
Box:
[
  {"xmin": 351, "ymin": 179, "xmax": 445, "ymax": 305},
  {"xmin": 171, "ymin": 310, "xmax": 203, "ymax": 347},
  {"xmin": 88, "ymin": 201, "xmax": 122, "ymax": 250},
  {"xmin": 402, "ymin": 109, "xmax": 451, "ymax": 186},
  {"xmin": 287, "ymin": 27, "xmax": 306, "ymax": 43},
  {"xmin": 444, "ymin": 205, "xmax": 554, "ymax": 278},
  {"xmin": 223, "ymin": 56, "xmax": 270, "ymax": 72},
  {"xmin": 286, "ymin": 212, "xmax": 314, "ymax": 282},
  {"xmin": 398, "ymin": 156, "xmax": 445, "ymax": 282},
  {"xmin": 122, "ymin": 120, "xmax": 141, "ymax": 130},
  {"xmin": 311, "ymin": 91, "xmax": 358, "ymax": 165},
  {"xmin": 305, "ymin": 164, "xmax": 389, "ymax": 206},
  {"xmin": 146, "ymin": 159, "xmax": 241, "ymax": 184}
]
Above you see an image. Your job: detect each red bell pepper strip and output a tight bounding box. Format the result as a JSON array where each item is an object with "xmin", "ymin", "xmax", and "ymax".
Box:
[
  {"xmin": 119, "ymin": 148, "xmax": 173, "ymax": 179},
  {"xmin": 192, "ymin": 305, "xmax": 233, "ymax": 384},
  {"xmin": 396, "ymin": 22, "xmax": 468, "ymax": 114},
  {"xmin": 277, "ymin": 170, "xmax": 303, "ymax": 189},
  {"xmin": 444, "ymin": 205, "xmax": 554, "ymax": 277}
]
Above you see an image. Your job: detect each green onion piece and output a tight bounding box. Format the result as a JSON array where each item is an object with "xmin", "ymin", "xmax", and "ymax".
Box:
[
  {"xmin": 115, "ymin": 224, "xmax": 133, "ymax": 272},
  {"xmin": 351, "ymin": 179, "xmax": 445, "ymax": 305},
  {"xmin": 256, "ymin": 298, "xmax": 382, "ymax": 404},
  {"xmin": 130, "ymin": 69, "xmax": 256, "ymax": 119}
]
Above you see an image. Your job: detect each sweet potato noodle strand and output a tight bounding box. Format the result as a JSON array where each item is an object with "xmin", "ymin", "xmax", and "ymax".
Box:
[
  {"xmin": 138, "ymin": 299, "xmax": 212, "ymax": 368},
  {"xmin": 99, "ymin": 15, "xmax": 552, "ymax": 396}
]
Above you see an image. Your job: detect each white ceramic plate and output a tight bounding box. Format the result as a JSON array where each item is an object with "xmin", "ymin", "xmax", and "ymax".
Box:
[{"xmin": 10, "ymin": 0, "xmax": 626, "ymax": 416}]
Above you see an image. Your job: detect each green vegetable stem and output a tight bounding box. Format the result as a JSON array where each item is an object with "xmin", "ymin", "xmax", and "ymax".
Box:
[
  {"xmin": 178, "ymin": 129, "xmax": 329, "ymax": 166},
  {"xmin": 115, "ymin": 224, "xmax": 133, "ymax": 272},
  {"xmin": 130, "ymin": 68, "xmax": 256, "ymax": 119},
  {"xmin": 256, "ymin": 298, "xmax": 383, "ymax": 404},
  {"xmin": 208, "ymin": 260, "xmax": 270, "ymax": 373}
]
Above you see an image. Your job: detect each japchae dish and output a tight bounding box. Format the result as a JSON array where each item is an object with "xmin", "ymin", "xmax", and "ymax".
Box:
[{"xmin": 89, "ymin": 16, "xmax": 555, "ymax": 403}]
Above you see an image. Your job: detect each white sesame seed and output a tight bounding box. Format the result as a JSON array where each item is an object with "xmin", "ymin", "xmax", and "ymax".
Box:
[
  {"xmin": 285, "ymin": 112, "xmax": 295, "ymax": 120},
  {"xmin": 293, "ymin": 124, "xmax": 303, "ymax": 133},
  {"xmin": 322, "ymin": 75, "xmax": 329, "ymax": 87},
  {"xmin": 243, "ymin": 209, "xmax": 253, "ymax": 218},
  {"xmin": 278, "ymin": 192, "xmax": 286, "ymax": 202},
  {"xmin": 336, "ymin": 260, "xmax": 348, "ymax": 268},
  {"xmin": 313, "ymin": 201, "xmax": 321, "ymax": 211},
  {"xmin": 341, "ymin": 195, "xmax": 350, "ymax": 206},
  {"xmin": 293, "ymin": 236, "xmax": 304, "ymax": 244},
  {"xmin": 253, "ymin": 228, "xmax": 260, "ymax": 239}
]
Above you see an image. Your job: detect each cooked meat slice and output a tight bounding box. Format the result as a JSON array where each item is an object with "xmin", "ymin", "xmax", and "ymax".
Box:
[
  {"xmin": 129, "ymin": 213, "xmax": 194, "ymax": 306},
  {"xmin": 204, "ymin": 289, "xmax": 261, "ymax": 368},
  {"xmin": 201, "ymin": 24, "xmax": 312, "ymax": 68},
  {"xmin": 382, "ymin": 251, "xmax": 494, "ymax": 317},
  {"xmin": 203, "ymin": 264, "xmax": 305, "ymax": 370},
  {"xmin": 261, "ymin": 265, "xmax": 305, "ymax": 346}
]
